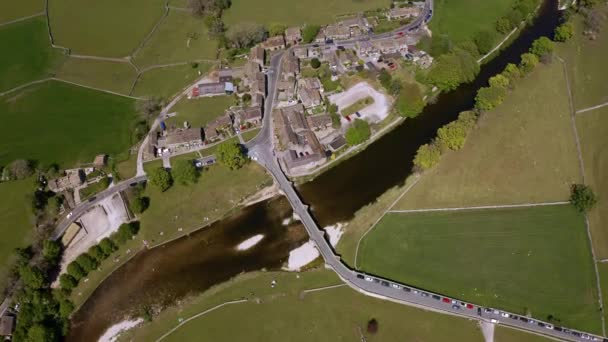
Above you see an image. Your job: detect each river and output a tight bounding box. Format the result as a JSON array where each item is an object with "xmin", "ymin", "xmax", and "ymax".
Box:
[{"xmin": 68, "ymin": 1, "xmax": 560, "ymax": 340}]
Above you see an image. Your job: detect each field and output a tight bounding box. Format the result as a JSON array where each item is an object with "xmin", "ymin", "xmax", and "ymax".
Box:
[
  {"xmin": 55, "ymin": 58, "xmax": 138, "ymax": 95},
  {"xmin": 133, "ymin": 63, "xmax": 212, "ymax": 99},
  {"xmin": 123, "ymin": 269, "xmax": 485, "ymax": 342},
  {"xmin": 139, "ymin": 163, "xmax": 271, "ymax": 244},
  {"xmin": 0, "ymin": 81, "xmax": 137, "ymax": 167},
  {"xmin": 0, "ymin": 178, "xmax": 35, "ymax": 287},
  {"xmin": 396, "ymin": 62, "xmax": 581, "ymax": 210},
  {"xmin": 48, "ymin": 0, "xmax": 165, "ymax": 57},
  {"xmin": 78, "ymin": 178, "xmax": 110, "ymax": 200},
  {"xmin": 242, "ymin": 128, "xmax": 261, "ymax": 142},
  {"xmin": 166, "ymin": 95, "xmax": 235, "ymax": 128},
  {"xmin": 358, "ymin": 205, "xmax": 601, "ymax": 333},
  {"xmin": 0, "ymin": 0, "xmax": 44, "ymax": 24},
  {"xmin": 494, "ymin": 327, "xmax": 552, "ymax": 342},
  {"xmin": 576, "ymin": 107, "xmax": 608, "ymax": 258},
  {"xmin": 223, "ymin": 0, "xmax": 390, "ymax": 26},
  {"xmin": 0, "ymin": 17, "xmax": 64, "ymax": 92},
  {"xmin": 429, "ymin": 0, "xmax": 514, "ymax": 45},
  {"xmin": 134, "ymin": 10, "xmax": 218, "ymax": 69},
  {"xmin": 597, "ymin": 263, "xmax": 608, "ymax": 326}
]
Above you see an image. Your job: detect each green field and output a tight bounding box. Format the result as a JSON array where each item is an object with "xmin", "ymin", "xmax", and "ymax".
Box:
[
  {"xmin": 577, "ymin": 107, "xmax": 608, "ymax": 258},
  {"xmin": 396, "ymin": 62, "xmax": 581, "ymax": 210},
  {"xmin": 224, "ymin": 0, "xmax": 390, "ymax": 26},
  {"xmin": 139, "ymin": 163, "xmax": 271, "ymax": 244},
  {"xmin": 0, "ymin": 178, "xmax": 35, "ymax": 287},
  {"xmin": 0, "ymin": 81, "xmax": 137, "ymax": 167},
  {"xmin": 597, "ymin": 263, "xmax": 608, "ymax": 326},
  {"xmin": 429, "ymin": 0, "xmax": 514, "ymax": 45},
  {"xmin": 242, "ymin": 128, "xmax": 261, "ymax": 142},
  {"xmin": 0, "ymin": 0, "xmax": 44, "ymax": 24},
  {"xmin": 123, "ymin": 269, "xmax": 484, "ymax": 342},
  {"xmin": 0, "ymin": 17, "xmax": 63, "ymax": 92},
  {"xmin": 48, "ymin": 0, "xmax": 165, "ymax": 57},
  {"xmin": 133, "ymin": 63, "xmax": 212, "ymax": 99},
  {"xmin": 358, "ymin": 205, "xmax": 601, "ymax": 333},
  {"xmin": 495, "ymin": 327, "xmax": 552, "ymax": 342},
  {"xmin": 167, "ymin": 95, "xmax": 235, "ymax": 128},
  {"xmin": 55, "ymin": 57, "xmax": 138, "ymax": 95},
  {"xmin": 134, "ymin": 10, "xmax": 218, "ymax": 69}
]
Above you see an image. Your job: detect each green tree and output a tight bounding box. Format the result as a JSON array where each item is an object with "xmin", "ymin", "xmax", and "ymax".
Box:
[
  {"xmin": 488, "ymin": 74, "xmax": 510, "ymax": 89},
  {"xmin": 427, "ymin": 49, "xmax": 479, "ymax": 91},
  {"xmin": 302, "ymin": 24, "xmax": 321, "ymax": 43},
  {"xmin": 519, "ymin": 53, "xmax": 539, "ymax": 74},
  {"xmin": 474, "ymin": 30, "xmax": 496, "ymax": 54},
  {"xmin": 88, "ymin": 245, "xmax": 107, "ymax": 262},
  {"xmin": 413, "ymin": 143, "xmax": 442, "ymax": 170},
  {"xmin": 58, "ymin": 299, "xmax": 74, "ymax": 318},
  {"xmin": 129, "ymin": 196, "xmax": 149, "ymax": 214},
  {"xmin": 42, "ymin": 240, "xmax": 62, "ymax": 263},
  {"xmin": 216, "ymin": 141, "xmax": 247, "ymax": 170},
  {"xmin": 172, "ymin": 159, "xmax": 199, "ymax": 185},
  {"xmin": 99, "ymin": 238, "xmax": 117, "ymax": 255},
  {"xmin": 67, "ymin": 262, "xmax": 86, "ymax": 281},
  {"xmin": 148, "ymin": 167, "xmax": 173, "ymax": 192},
  {"xmin": 501, "ymin": 63, "xmax": 521, "ymax": 83},
  {"xmin": 554, "ymin": 22, "xmax": 574, "ymax": 42},
  {"xmin": 378, "ymin": 69, "xmax": 392, "ymax": 89},
  {"xmin": 27, "ymin": 323, "xmax": 57, "ymax": 342},
  {"xmin": 59, "ymin": 274, "xmax": 77, "ymax": 291},
  {"xmin": 310, "ymin": 58, "xmax": 321, "ymax": 69},
  {"xmin": 437, "ymin": 121, "xmax": 469, "ymax": 150},
  {"xmin": 75, "ymin": 253, "xmax": 98, "ymax": 273},
  {"xmin": 569, "ymin": 184, "xmax": 597, "ymax": 213},
  {"xmin": 345, "ymin": 119, "xmax": 371, "ymax": 146},
  {"xmin": 19, "ymin": 266, "xmax": 46, "ymax": 289},
  {"xmin": 115, "ymin": 222, "xmax": 140, "ymax": 245},
  {"xmin": 396, "ymin": 83, "xmax": 425, "ymax": 118},
  {"xmin": 496, "ymin": 17, "xmax": 513, "ymax": 34},
  {"xmin": 268, "ymin": 23, "xmax": 287, "ymax": 37},
  {"xmin": 530, "ymin": 36, "xmax": 554, "ymax": 57},
  {"xmin": 507, "ymin": 9, "xmax": 524, "ymax": 27},
  {"xmin": 475, "ymin": 85, "xmax": 507, "ymax": 111}
]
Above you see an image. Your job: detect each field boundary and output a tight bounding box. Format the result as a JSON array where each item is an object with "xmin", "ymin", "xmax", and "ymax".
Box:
[
  {"xmin": 387, "ymin": 201, "xmax": 570, "ymax": 213},
  {"xmin": 131, "ymin": 0, "xmax": 171, "ymax": 61},
  {"xmin": 0, "ymin": 12, "xmax": 45, "ymax": 27}
]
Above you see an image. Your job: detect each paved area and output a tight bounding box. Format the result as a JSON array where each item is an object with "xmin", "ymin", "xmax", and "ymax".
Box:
[{"xmin": 328, "ymin": 82, "xmax": 391, "ymax": 123}]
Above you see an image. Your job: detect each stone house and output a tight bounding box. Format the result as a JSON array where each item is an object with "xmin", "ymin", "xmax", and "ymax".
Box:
[
  {"xmin": 285, "ymin": 27, "xmax": 302, "ymax": 45},
  {"xmin": 262, "ymin": 35, "xmax": 286, "ymax": 51}
]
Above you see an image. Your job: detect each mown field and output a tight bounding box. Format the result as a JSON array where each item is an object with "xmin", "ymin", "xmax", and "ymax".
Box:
[
  {"xmin": 577, "ymin": 107, "xmax": 608, "ymax": 258},
  {"xmin": 0, "ymin": 81, "xmax": 137, "ymax": 167},
  {"xmin": 167, "ymin": 95, "xmax": 235, "ymax": 128},
  {"xmin": 429, "ymin": 0, "xmax": 514, "ymax": 45},
  {"xmin": 48, "ymin": 0, "xmax": 165, "ymax": 57},
  {"xmin": 224, "ymin": 0, "xmax": 390, "ymax": 26},
  {"xmin": 358, "ymin": 205, "xmax": 601, "ymax": 333},
  {"xmin": 396, "ymin": 62, "xmax": 580, "ymax": 210},
  {"xmin": 123, "ymin": 269, "xmax": 485, "ymax": 342},
  {"xmin": 0, "ymin": 17, "xmax": 63, "ymax": 92},
  {"xmin": 134, "ymin": 10, "xmax": 218, "ymax": 69},
  {"xmin": 133, "ymin": 63, "xmax": 212, "ymax": 98},
  {"xmin": 55, "ymin": 57, "xmax": 138, "ymax": 95},
  {"xmin": 0, "ymin": 178, "xmax": 35, "ymax": 287},
  {"xmin": 0, "ymin": 0, "xmax": 44, "ymax": 24},
  {"xmin": 597, "ymin": 263, "xmax": 608, "ymax": 326}
]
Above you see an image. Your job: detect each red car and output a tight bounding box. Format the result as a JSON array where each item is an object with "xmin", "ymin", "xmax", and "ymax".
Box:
[
  {"xmin": 466, "ymin": 304, "xmax": 474, "ymax": 309},
  {"xmin": 442, "ymin": 298, "xmax": 450, "ymax": 303},
  {"xmin": 345, "ymin": 115, "xmax": 352, "ymax": 122},
  {"xmin": 397, "ymin": 31, "xmax": 404, "ymax": 37}
]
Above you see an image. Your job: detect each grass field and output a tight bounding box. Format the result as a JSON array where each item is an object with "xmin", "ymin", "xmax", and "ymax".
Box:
[
  {"xmin": 0, "ymin": 0, "xmax": 44, "ymax": 24},
  {"xmin": 123, "ymin": 269, "xmax": 485, "ymax": 342},
  {"xmin": 134, "ymin": 10, "xmax": 218, "ymax": 69},
  {"xmin": 48, "ymin": 0, "xmax": 165, "ymax": 57},
  {"xmin": 429, "ymin": 0, "xmax": 514, "ymax": 45},
  {"xmin": 55, "ymin": 57, "xmax": 138, "ymax": 95},
  {"xmin": 242, "ymin": 128, "xmax": 261, "ymax": 142},
  {"xmin": 224, "ymin": 0, "xmax": 390, "ymax": 26},
  {"xmin": 396, "ymin": 62, "xmax": 581, "ymax": 210},
  {"xmin": 0, "ymin": 17, "xmax": 64, "ymax": 92},
  {"xmin": 133, "ymin": 63, "xmax": 212, "ymax": 99},
  {"xmin": 494, "ymin": 327, "xmax": 552, "ymax": 342},
  {"xmin": 358, "ymin": 205, "xmax": 601, "ymax": 333},
  {"xmin": 139, "ymin": 163, "xmax": 271, "ymax": 244},
  {"xmin": 576, "ymin": 107, "xmax": 608, "ymax": 258},
  {"xmin": 0, "ymin": 81, "xmax": 137, "ymax": 167},
  {"xmin": 597, "ymin": 263, "xmax": 608, "ymax": 326},
  {"xmin": 0, "ymin": 178, "xmax": 35, "ymax": 287},
  {"xmin": 557, "ymin": 7, "xmax": 608, "ymax": 110},
  {"xmin": 78, "ymin": 178, "xmax": 110, "ymax": 200},
  {"xmin": 166, "ymin": 95, "xmax": 235, "ymax": 128}
]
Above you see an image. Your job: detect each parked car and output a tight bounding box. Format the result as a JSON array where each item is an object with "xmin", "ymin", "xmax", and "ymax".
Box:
[
  {"xmin": 477, "ymin": 307, "xmax": 482, "ymax": 316},
  {"xmin": 442, "ymin": 298, "xmax": 450, "ymax": 303},
  {"xmin": 500, "ymin": 312, "xmax": 509, "ymax": 318},
  {"xmin": 519, "ymin": 317, "xmax": 529, "ymax": 323},
  {"xmin": 391, "ymin": 284, "xmax": 401, "ymax": 290},
  {"xmin": 484, "ymin": 308, "xmax": 493, "ymax": 313},
  {"xmin": 451, "ymin": 304, "xmax": 460, "ymax": 310},
  {"xmin": 421, "ymin": 292, "xmax": 429, "ymax": 297},
  {"xmin": 356, "ymin": 274, "xmax": 365, "ymax": 279},
  {"xmin": 466, "ymin": 304, "xmax": 474, "ymax": 309},
  {"xmin": 402, "ymin": 287, "xmax": 411, "ymax": 292},
  {"xmin": 432, "ymin": 295, "xmax": 440, "ymax": 300},
  {"xmin": 355, "ymin": 112, "xmax": 362, "ymax": 118},
  {"xmin": 490, "ymin": 319, "xmax": 499, "ymax": 323},
  {"xmin": 381, "ymin": 281, "xmax": 389, "ymax": 287},
  {"xmin": 537, "ymin": 322, "xmax": 546, "ymax": 328},
  {"xmin": 364, "ymin": 276, "xmax": 373, "ymax": 282}
]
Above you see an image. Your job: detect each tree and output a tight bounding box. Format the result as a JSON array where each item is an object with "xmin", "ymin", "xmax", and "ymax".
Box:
[
  {"xmin": 378, "ymin": 69, "xmax": 392, "ymax": 89},
  {"xmin": 488, "ymin": 74, "xmax": 510, "ymax": 89},
  {"xmin": 148, "ymin": 167, "xmax": 173, "ymax": 192},
  {"xmin": 496, "ymin": 17, "xmax": 513, "ymax": 34},
  {"xmin": 507, "ymin": 9, "xmax": 524, "ymax": 27},
  {"xmin": 413, "ymin": 143, "xmax": 442, "ymax": 170},
  {"xmin": 475, "ymin": 85, "xmax": 507, "ymax": 111},
  {"xmin": 27, "ymin": 324, "xmax": 57, "ymax": 342},
  {"xmin": 389, "ymin": 79, "xmax": 403, "ymax": 95},
  {"xmin": 367, "ymin": 318, "xmax": 379, "ymax": 334},
  {"xmin": 59, "ymin": 274, "xmax": 78, "ymax": 291},
  {"xmin": 554, "ymin": 22, "xmax": 574, "ymax": 42},
  {"xmin": 225, "ymin": 23, "xmax": 266, "ymax": 48},
  {"xmin": 115, "ymin": 222, "xmax": 140, "ymax": 245},
  {"xmin": 58, "ymin": 299, "xmax": 74, "ymax": 318},
  {"xmin": 310, "ymin": 58, "xmax": 321, "ymax": 69},
  {"xmin": 345, "ymin": 119, "xmax": 371, "ymax": 146},
  {"xmin": 99, "ymin": 238, "xmax": 117, "ymax": 256},
  {"xmin": 530, "ymin": 36, "xmax": 554, "ymax": 57},
  {"xmin": 501, "ymin": 63, "xmax": 521, "ymax": 83},
  {"xmin": 136, "ymin": 98, "xmax": 163, "ymax": 119},
  {"xmin": 42, "ymin": 240, "xmax": 62, "ymax": 263},
  {"xmin": 437, "ymin": 121, "xmax": 469, "ymax": 150},
  {"xmin": 216, "ymin": 141, "xmax": 247, "ymax": 170},
  {"xmin": 88, "ymin": 245, "xmax": 107, "ymax": 262},
  {"xmin": 8, "ymin": 159, "xmax": 33, "ymax": 180},
  {"xmin": 519, "ymin": 53, "xmax": 539, "ymax": 74},
  {"xmin": 302, "ymin": 24, "xmax": 321, "ymax": 43},
  {"xmin": 474, "ymin": 30, "xmax": 496, "ymax": 55},
  {"xmin": 129, "ymin": 196, "xmax": 149, "ymax": 214},
  {"xmin": 242, "ymin": 93, "xmax": 252, "ymax": 104},
  {"xmin": 19, "ymin": 266, "xmax": 46, "ymax": 289},
  {"xmin": 67, "ymin": 262, "xmax": 86, "ymax": 281},
  {"xmin": 75, "ymin": 253, "xmax": 98, "ymax": 273},
  {"xmin": 569, "ymin": 184, "xmax": 598, "ymax": 213},
  {"xmin": 172, "ymin": 159, "xmax": 199, "ymax": 185},
  {"xmin": 427, "ymin": 34, "xmax": 453, "ymax": 57},
  {"xmin": 268, "ymin": 23, "xmax": 287, "ymax": 37},
  {"xmin": 427, "ymin": 49, "xmax": 479, "ymax": 91},
  {"xmin": 396, "ymin": 83, "xmax": 425, "ymax": 118}
]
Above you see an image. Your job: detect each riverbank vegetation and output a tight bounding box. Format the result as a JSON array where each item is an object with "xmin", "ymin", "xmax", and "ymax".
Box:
[{"xmin": 358, "ymin": 205, "xmax": 601, "ymax": 333}]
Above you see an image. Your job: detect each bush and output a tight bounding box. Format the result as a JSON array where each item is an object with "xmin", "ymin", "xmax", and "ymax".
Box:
[
  {"xmin": 172, "ymin": 159, "xmax": 199, "ymax": 185},
  {"xmin": 437, "ymin": 121, "xmax": 469, "ymax": 151},
  {"xmin": 114, "ymin": 222, "xmax": 140, "ymax": 245},
  {"xmin": 413, "ymin": 143, "xmax": 442, "ymax": 170},
  {"xmin": 42, "ymin": 240, "xmax": 62, "ymax": 263},
  {"xmin": 496, "ymin": 17, "xmax": 513, "ymax": 34},
  {"xmin": 310, "ymin": 58, "xmax": 321, "ymax": 69},
  {"xmin": 475, "ymin": 85, "xmax": 507, "ymax": 111},
  {"xmin": 99, "ymin": 238, "xmax": 118, "ymax": 255},
  {"xmin": 302, "ymin": 24, "xmax": 321, "ymax": 43},
  {"xmin": 519, "ymin": 53, "xmax": 539, "ymax": 74},
  {"xmin": 75, "ymin": 253, "xmax": 98, "ymax": 273},
  {"xmin": 474, "ymin": 30, "xmax": 496, "ymax": 55},
  {"xmin": 19, "ymin": 265, "xmax": 46, "ymax": 289},
  {"xmin": 268, "ymin": 23, "xmax": 287, "ymax": 37},
  {"xmin": 148, "ymin": 167, "xmax": 173, "ymax": 192},
  {"xmin": 58, "ymin": 299, "xmax": 75, "ymax": 318},
  {"xmin": 67, "ymin": 262, "xmax": 86, "ymax": 281},
  {"xmin": 367, "ymin": 318, "xmax": 379, "ymax": 334},
  {"xmin": 488, "ymin": 74, "xmax": 510, "ymax": 89},
  {"xmin": 59, "ymin": 274, "xmax": 78, "ymax": 291},
  {"xmin": 427, "ymin": 48, "xmax": 479, "ymax": 91},
  {"xmin": 396, "ymin": 83, "xmax": 425, "ymax": 118},
  {"xmin": 501, "ymin": 63, "xmax": 521, "ymax": 83},
  {"xmin": 345, "ymin": 119, "xmax": 371, "ymax": 146},
  {"xmin": 216, "ymin": 141, "xmax": 247, "ymax": 170},
  {"xmin": 507, "ymin": 9, "xmax": 524, "ymax": 27},
  {"xmin": 554, "ymin": 22, "xmax": 574, "ymax": 42},
  {"xmin": 88, "ymin": 245, "xmax": 107, "ymax": 262},
  {"xmin": 530, "ymin": 36, "xmax": 554, "ymax": 57},
  {"xmin": 569, "ymin": 184, "xmax": 597, "ymax": 213}
]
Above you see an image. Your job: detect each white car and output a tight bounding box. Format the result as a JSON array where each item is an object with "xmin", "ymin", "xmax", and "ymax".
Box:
[
  {"xmin": 545, "ymin": 324, "xmax": 553, "ymax": 330},
  {"xmin": 66, "ymin": 212, "xmax": 72, "ymax": 219},
  {"xmin": 500, "ymin": 312, "xmax": 509, "ymax": 318},
  {"xmin": 490, "ymin": 319, "xmax": 499, "ymax": 324},
  {"xmin": 493, "ymin": 310, "xmax": 500, "ymax": 315},
  {"xmin": 391, "ymin": 283, "xmax": 401, "ymax": 289},
  {"xmin": 364, "ymin": 276, "xmax": 373, "ymax": 282}
]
